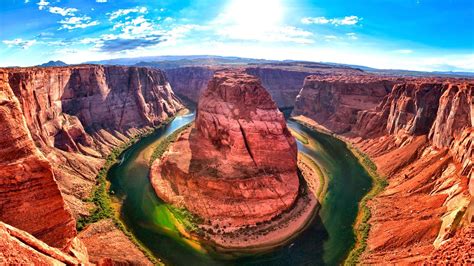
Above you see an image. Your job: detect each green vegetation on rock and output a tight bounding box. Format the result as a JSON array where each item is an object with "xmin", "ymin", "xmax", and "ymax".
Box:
[
  {"xmin": 344, "ymin": 146, "xmax": 388, "ymax": 265},
  {"xmin": 76, "ymin": 116, "xmax": 177, "ymax": 265}
]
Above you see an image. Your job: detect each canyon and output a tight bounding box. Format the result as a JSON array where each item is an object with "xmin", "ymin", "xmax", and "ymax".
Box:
[
  {"xmin": 164, "ymin": 63, "xmax": 364, "ymax": 108},
  {"xmin": 292, "ymin": 77, "xmax": 473, "ymax": 264},
  {"xmin": 0, "ymin": 65, "xmax": 183, "ymax": 264},
  {"xmin": 0, "ymin": 61, "xmax": 472, "ymax": 265}
]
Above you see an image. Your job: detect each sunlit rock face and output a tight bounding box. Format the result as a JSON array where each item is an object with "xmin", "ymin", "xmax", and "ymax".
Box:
[
  {"xmin": 293, "ymin": 76, "xmax": 473, "ymax": 264},
  {"xmin": 151, "ymin": 70, "xmax": 299, "ymax": 227}
]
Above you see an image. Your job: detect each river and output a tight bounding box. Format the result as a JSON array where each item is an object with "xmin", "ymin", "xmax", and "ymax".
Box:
[{"xmin": 108, "ymin": 113, "xmax": 372, "ymax": 266}]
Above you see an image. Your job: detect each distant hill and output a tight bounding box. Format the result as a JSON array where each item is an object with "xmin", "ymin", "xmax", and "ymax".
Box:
[
  {"xmin": 86, "ymin": 55, "xmax": 273, "ymax": 66},
  {"xmin": 38, "ymin": 60, "xmax": 68, "ymax": 67},
  {"xmin": 82, "ymin": 55, "xmax": 474, "ymax": 78}
]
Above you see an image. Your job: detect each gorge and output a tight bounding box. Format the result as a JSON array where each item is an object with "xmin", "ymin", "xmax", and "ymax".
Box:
[{"xmin": 0, "ymin": 63, "xmax": 472, "ymax": 265}]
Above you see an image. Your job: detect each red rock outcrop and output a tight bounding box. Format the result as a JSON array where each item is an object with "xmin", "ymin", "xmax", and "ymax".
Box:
[
  {"xmin": 0, "ymin": 71, "xmax": 76, "ymax": 249},
  {"xmin": 0, "ymin": 221, "xmax": 88, "ymax": 265},
  {"xmin": 293, "ymin": 77, "xmax": 473, "ymax": 264},
  {"xmin": 78, "ymin": 219, "xmax": 153, "ymax": 265},
  {"xmin": 151, "ymin": 70, "xmax": 299, "ymax": 228},
  {"xmin": 292, "ymin": 75, "xmax": 400, "ymax": 133},
  {"xmin": 0, "ymin": 65, "xmax": 183, "ymax": 263},
  {"xmin": 3, "ymin": 65, "xmax": 183, "ymax": 218},
  {"xmin": 245, "ymin": 67, "xmax": 311, "ymax": 108}
]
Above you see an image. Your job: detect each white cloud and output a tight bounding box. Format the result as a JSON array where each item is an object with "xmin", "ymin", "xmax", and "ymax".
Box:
[
  {"xmin": 59, "ymin": 16, "xmax": 100, "ymax": 30},
  {"xmin": 346, "ymin": 32, "xmax": 358, "ymax": 40},
  {"xmin": 37, "ymin": 0, "xmax": 49, "ymax": 10},
  {"xmin": 302, "ymin": 15, "xmax": 362, "ymax": 26},
  {"xmin": 3, "ymin": 38, "xmax": 37, "ymax": 49},
  {"xmin": 324, "ymin": 35, "xmax": 338, "ymax": 41},
  {"xmin": 24, "ymin": 0, "xmax": 30, "ymax": 3},
  {"xmin": 48, "ymin": 6, "xmax": 78, "ymax": 16},
  {"xmin": 96, "ymin": 0, "xmax": 107, "ymax": 2},
  {"xmin": 108, "ymin": 7, "xmax": 148, "ymax": 20},
  {"xmin": 395, "ymin": 49, "xmax": 414, "ymax": 54}
]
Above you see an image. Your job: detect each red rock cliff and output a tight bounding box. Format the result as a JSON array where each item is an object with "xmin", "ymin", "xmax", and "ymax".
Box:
[
  {"xmin": 0, "ymin": 71, "xmax": 76, "ymax": 249},
  {"xmin": 292, "ymin": 75, "xmax": 399, "ymax": 133},
  {"xmin": 151, "ymin": 70, "xmax": 299, "ymax": 227},
  {"xmin": 0, "ymin": 65, "xmax": 183, "ymax": 263},
  {"xmin": 293, "ymin": 78, "xmax": 473, "ymax": 263}
]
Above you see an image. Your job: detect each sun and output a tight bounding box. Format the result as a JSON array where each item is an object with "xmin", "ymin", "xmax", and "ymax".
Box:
[{"xmin": 220, "ymin": 0, "xmax": 285, "ymax": 29}]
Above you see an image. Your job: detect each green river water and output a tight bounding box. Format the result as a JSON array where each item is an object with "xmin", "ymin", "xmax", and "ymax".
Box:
[{"xmin": 108, "ymin": 113, "xmax": 372, "ymax": 265}]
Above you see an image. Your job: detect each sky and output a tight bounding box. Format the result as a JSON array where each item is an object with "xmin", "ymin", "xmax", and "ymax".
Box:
[{"xmin": 0, "ymin": 0, "xmax": 473, "ymax": 71}]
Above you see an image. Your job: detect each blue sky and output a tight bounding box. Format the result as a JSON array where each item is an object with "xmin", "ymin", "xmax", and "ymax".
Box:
[{"xmin": 1, "ymin": 0, "xmax": 473, "ymax": 71}]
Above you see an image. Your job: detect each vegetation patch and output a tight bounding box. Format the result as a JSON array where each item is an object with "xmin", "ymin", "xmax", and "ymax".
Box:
[
  {"xmin": 344, "ymin": 145, "xmax": 388, "ymax": 265},
  {"xmin": 76, "ymin": 116, "xmax": 176, "ymax": 265},
  {"xmin": 149, "ymin": 122, "xmax": 193, "ymax": 165},
  {"xmin": 288, "ymin": 117, "xmax": 388, "ymax": 265},
  {"xmin": 168, "ymin": 206, "xmax": 204, "ymax": 234},
  {"xmin": 289, "ymin": 128, "xmax": 309, "ymax": 145}
]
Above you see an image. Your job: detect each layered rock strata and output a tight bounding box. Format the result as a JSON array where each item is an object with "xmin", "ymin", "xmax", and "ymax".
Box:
[
  {"xmin": 0, "ymin": 221, "xmax": 89, "ymax": 265},
  {"xmin": 151, "ymin": 70, "xmax": 300, "ymax": 229},
  {"xmin": 3, "ymin": 65, "xmax": 183, "ymax": 218},
  {"xmin": 165, "ymin": 65, "xmax": 359, "ymax": 108},
  {"xmin": 292, "ymin": 75, "xmax": 401, "ymax": 133},
  {"xmin": 293, "ymin": 78, "xmax": 473, "ymax": 264},
  {"xmin": 0, "ymin": 65, "xmax": 183, "ymax": 263},
  {"xmin": 0, "ymin": 72, "xmax": 76, "ymax": 249}
]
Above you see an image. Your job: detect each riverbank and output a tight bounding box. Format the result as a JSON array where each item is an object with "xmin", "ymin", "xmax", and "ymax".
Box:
[
  {"xmin": 289, "ymin": 115, "xmax": 388, "ymax": 265},
  {"xmin": 77, "ymin": 111, "xmax": 191, "ymax": 265}
]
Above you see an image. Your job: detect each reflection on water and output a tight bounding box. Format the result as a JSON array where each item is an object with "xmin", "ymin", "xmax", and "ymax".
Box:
[{"xmin": 108, "ymin": 114, "xmax": 372, "ymax": 266}]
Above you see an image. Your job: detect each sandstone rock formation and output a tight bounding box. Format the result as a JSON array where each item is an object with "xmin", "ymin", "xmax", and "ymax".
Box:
[
  {"xmin": 165, "ymin": 65, "xmax": 363, "ymax": 109},
  {"xmin": 3, "ymin": 65, "xmax": 183, "ymax": 218},
  {"xmin": 245, "ymin": 67, "xmax": 311, "ymax": 108},
  {"xmin": 292, "ymin": 75, "xmax": 400, "ymax": 133},
  {"xmin": 0, "ymin": 221, "xmax": 88, "ymax": 265},
  {"xmin": 0, "ymin": 65, "xmax": 183, "ymax": 263},
  {"xmin": 0, "ymin": 72, "xmax": 76, "ymax": 249},
  {"xmin": 164, "ymin": 66, "xmax": 215, "ymax": 104},
  {"xmin": 151, "ymin": 70, "xmax": 299, "ymax": 228},
  {"xmin": 78, "ymin": 219, "xmax": 153, "ymax": 265},
  {"xmin": 293, "ymin": 77, "xmax": 473, "ymax": 264}
]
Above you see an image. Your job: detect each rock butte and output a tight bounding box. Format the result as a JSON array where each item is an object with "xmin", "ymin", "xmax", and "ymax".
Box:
[{"xmin": 151, "ymin": 70, "xmax": 300, "ymax": 229}]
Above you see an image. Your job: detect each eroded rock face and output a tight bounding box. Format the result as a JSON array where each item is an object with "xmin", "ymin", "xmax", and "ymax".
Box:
[
  {"xmin": 151, "ymin": 70, "xmax": 299, "ymax": 227},
  {"xmin": 0, "ymin": 65, "xmax": 183, "ymax": 263},
  {"xmin": 292, "ymin": 77, "xmax": 473, "ymax": 264},
  {"xmin": 0, "ymin": 72, "xmax": 76, "ymax": 249},
  {"xmin": 3, "ymin": 65, "xmax": 183, "ymax": 218},
  {"xmin": 245, "ymin": 67, "xmax": 311, "ymax": 108},
  {"xmin": 0, "ymin": 222, "xmax": 88, "ymax": 265},
  {"xmin": 292, "ymin": 75, "xmax": 398, "ymax": 133}
]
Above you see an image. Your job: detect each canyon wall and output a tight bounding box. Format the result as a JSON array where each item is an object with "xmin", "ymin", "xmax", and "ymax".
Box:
[
  {"xmin": 245, "ymin": 67, "xmax": 311, "ymax": 108},
  {"xmin": 5, "ymin": 65, "xmax": 183, "ymax": 217},
  {"xmin": 0, "ymin": 71, "xmax": 87, "ymax": 262},
  {"xmin": 293, "ymin": 77, "xmax": 473, "ymax": 263},
  {"xmin": 165, "ymin": 66, "xmax": 315, "ymax": 108},
  {"xmin": 0, "ymin": 65, "xmax": 183, "ymax": 263},
  {"xmin": 292, "ymin": 75, "xmax": 400, "ymax": 133}
]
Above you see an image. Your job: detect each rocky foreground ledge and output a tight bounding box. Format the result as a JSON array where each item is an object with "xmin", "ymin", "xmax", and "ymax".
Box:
[{"xmin": 150, "ymin": 70, "xmax": 319, "ymax": 250}]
